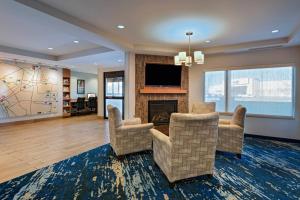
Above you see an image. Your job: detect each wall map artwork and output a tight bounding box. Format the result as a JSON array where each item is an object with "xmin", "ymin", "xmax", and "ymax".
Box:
[{"xmin": 0, "ymin": 60, "xmax": 59, "ymax": 119}]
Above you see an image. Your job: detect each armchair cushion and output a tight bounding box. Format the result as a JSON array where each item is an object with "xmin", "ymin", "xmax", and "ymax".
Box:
[
  {"xmin": 219, "ymin": 119, "xmax": 231, "ymax": 125},
  {"xmin": 123, "ymin": 118, "xmax": 141, "ymax": 126}
]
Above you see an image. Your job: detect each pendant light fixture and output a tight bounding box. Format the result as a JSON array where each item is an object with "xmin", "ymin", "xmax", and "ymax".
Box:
[{"xmin": 174, "ymin": 32, "xmax": 205, "ymax": 67}]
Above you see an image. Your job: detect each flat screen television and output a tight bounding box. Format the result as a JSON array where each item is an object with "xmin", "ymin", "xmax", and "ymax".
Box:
[{"xmin": 145, "ymin": 63, "xmax": 181, "ymax": 86}]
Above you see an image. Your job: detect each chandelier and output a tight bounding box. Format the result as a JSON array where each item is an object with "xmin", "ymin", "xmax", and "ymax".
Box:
[{"xmin": 174, "ymin": 32, "xmax": 204, "ymax": 67}]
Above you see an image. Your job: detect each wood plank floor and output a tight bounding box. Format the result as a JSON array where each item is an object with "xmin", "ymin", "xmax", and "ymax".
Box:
[{"xmin": 0, "ymin": 115, "xmax": 109, "ymax": 184}]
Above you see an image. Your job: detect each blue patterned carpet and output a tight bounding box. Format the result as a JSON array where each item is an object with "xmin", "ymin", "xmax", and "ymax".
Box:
[{"xmin": 0, "ymin": 137, "xmax": 300, "ymax": 200}]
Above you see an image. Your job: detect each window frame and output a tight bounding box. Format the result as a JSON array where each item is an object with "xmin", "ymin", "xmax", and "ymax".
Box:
[{"xmin": 203, "ymin": 65, "xmax": 296, "ymax": 119}]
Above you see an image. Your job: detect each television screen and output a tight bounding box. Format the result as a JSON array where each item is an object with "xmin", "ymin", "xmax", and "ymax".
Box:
[{"xmin": 145, "ymin": 63, "xmax": 181, "ymax": 86}]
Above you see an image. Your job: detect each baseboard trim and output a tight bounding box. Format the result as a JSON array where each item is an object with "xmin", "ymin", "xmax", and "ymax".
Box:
[
  {"xmin": 245, "ymin": 133, "xmax": 300, "ymax": 143},
  {"xmin": 0, "ymin": 116, "xmax": 63, "ymax": 127}
]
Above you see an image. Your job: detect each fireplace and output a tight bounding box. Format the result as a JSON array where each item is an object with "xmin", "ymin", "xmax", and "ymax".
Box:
[{"xmin": 148, "ymin": 100, "xmax": 178, "ymax": 126}]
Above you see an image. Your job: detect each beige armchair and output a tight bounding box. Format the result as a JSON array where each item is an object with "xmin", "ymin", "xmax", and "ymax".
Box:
[
  {"xmin": 152, "ymin": 112, "xmax": 219, "ymax": 184},
  {"xmin": 217, "ymin": 105, "xmax": 247, "ymax": 158},
  {"xmin": 191, "ymin": 102, "xmax": 216, "ymax": 114},
  {"xmin": 107, "ymin": 105, "xmax": 153, "ymax": 156}
]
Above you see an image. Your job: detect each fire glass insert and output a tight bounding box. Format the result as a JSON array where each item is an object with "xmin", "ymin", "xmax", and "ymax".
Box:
[{"xmin": 148, "ymin": 100, "xmax": 178, "ymax": 126}]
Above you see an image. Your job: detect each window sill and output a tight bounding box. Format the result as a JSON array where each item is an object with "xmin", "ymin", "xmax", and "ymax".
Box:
[{"xmin": 219, "ymin": 112, "xmax": 295, "ymax": 120}]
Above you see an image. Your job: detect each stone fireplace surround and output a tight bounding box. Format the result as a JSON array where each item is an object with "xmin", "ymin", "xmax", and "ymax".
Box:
[{"xmin": 135, "ymin": 54, "xmax": 189, "ymax": 123}]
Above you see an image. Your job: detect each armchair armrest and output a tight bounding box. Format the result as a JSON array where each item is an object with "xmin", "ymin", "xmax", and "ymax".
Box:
[
  {"xmin": 151, "ymin": 129, "xmax": 171, "ymax": 148},
  {"xmin": 123, "ymin": 118, "xmax": 141, "ymax": 125},
  {"xmin": 219, "ymin": 119, "xmax": 230, "ymax": 125},
  {"xmin": 117, "ymin": 123, "xmax": 153, "ymax": 132},
  {"xmin": 219, "ymin": 124, "xmax": 244, "ymax": 132}
]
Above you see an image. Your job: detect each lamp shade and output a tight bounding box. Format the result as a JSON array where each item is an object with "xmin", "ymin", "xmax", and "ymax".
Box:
[
  {"xmin": 185, "ymin": 56, "xmax": 192, "ymax": 64},
  {"xmin": 185, "ymin": 56, "xmax": 192, "ymax": 67},
  {"xmin": 194, "ymin": 51, "xmax": 204, "ymax": 64},
  {"xmin": 178, "ymin": 51, "xmax": 186, "ymax": 62},
  {"xmin": 174, "ymin": 55, "xmax": 181, "ymax": 66}
]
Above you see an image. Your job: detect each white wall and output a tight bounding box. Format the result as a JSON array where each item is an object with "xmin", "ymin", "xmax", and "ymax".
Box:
[
  {"xmin": 70, "ymin": 71, "xmax": 98, "ymax": 99},
  {"xmin": 189, "ymin": 46, "xmax": 300, "ymax": 140},
  {"xmin": 97, "ymin": 53, "xmax": 135, "ymax": 119},
  {"xmin": 124, "ymin": 52, "xmax": 136, "ymax": 119}
]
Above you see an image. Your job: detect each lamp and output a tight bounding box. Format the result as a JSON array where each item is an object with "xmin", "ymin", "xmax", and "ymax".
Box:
[
  {"xmin": 194, "ymin": 51, "xmax": 204, "ymax": 64},
  {"xmin": 174, "ymin": 32, "xmax": 205, "ymax": 67},
  {"xmin": 178, "ymin": 52, "xmax": 186, "ymax": 62},
  {"xmin": 174, "ymin": 55, "xmax": 181, "ymax": 66}
]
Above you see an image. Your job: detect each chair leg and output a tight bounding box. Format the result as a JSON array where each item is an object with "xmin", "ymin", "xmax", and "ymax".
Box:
[
  {"xmin": 237, "ymin": 154, "xmax": 242, "ymax": 159},
  {"xmin": 117, "ymin": 155, "xmax": 125, "ymax": 160},
  {"xmin": 108, "ymin": 145, "xmax": 114, "ymax": 154},
  {"xmin": 207, "ymin": 174, "xmax": 213, "ymax": 179},
  {"xmin": 169, "ymin": 181, "xmax": 175, "ymax": 188}
]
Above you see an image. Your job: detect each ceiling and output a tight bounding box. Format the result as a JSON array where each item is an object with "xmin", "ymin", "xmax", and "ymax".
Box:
[
  {"xmin": 38, "ymin": 0, "xmax": 300, "ymax": 48},
  {"xmin": 0, "ymin": 0, "xmax": 300, "ymax": 74}
]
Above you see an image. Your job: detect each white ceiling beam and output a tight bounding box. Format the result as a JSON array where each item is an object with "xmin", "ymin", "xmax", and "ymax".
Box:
[
  {"xmin": 14, "ymin": 0, "xmax": 133, "ymax": 52},
  {"xmin": 288, "ymin": 24, "xmax": 300, "ymax": 44},
  {"xmin": 133, "ymin": 44, "xmax": 181, "ymax": 56},
  {"xmin": 203, "ymin": 37, "xmax": 289, "ymax": 55},
  {"xmin": 0, "ymin": 45, "xmax": 57, "ymax": 60},
  {"xmin": 133, "ymin": 38, "xmax": 290, "ymax": 55},
  {"xmin": 57, "ymin": 47, "xmax": 113, "ymax": 61}
]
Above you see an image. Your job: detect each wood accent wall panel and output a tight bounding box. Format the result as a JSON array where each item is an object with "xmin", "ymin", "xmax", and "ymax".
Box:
[{"xmin": 135, "ymin": 54, "xmax": 189, "ymax": 123}]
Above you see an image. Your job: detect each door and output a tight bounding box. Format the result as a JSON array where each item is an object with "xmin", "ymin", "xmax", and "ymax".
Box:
[{"xmin": 104, "ymin": 71, "xmax": 124, "ymax": 119}]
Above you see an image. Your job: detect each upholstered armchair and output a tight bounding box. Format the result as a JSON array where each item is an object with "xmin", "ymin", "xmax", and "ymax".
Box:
[
  {"xmin": 217, "ymin": 105, "xmax": 247, "ymax": 158},
  {"xmin": 191, "ymin": 102, "xmax": 216, "ymax": 114},
  {"xmin": 107, "ymin": 105, "xmax": 153, "ymax": 156},
  {"xmin": 151, "ymin": 112, "xmax": 219, "ymax": 184}
]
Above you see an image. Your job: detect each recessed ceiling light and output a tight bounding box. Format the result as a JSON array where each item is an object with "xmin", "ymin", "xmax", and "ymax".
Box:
[
  {"xmin": 272, "ymin": 29, "xmax": 279, "ymax": 33},
  {"xmin": 117, "ymin": 59, "xmax": 123, "ymax": 62},
  {"xmin": 94, "ymin": 62, "xmax": 98, "ymax": 65},
  {"xmin": 73, "ymin": 40, "xmax": 79, "ymax": 43},
  {"xmin": 117, "ymin": 25, "xmax": 125, "ymax": 29},
  {"xmin": 48, "ymin": 47, "xmax": 53, "ymax": 50},
  {"xmin": 205, "ymin": 40, "xmax": 211, "ymax": 43}
]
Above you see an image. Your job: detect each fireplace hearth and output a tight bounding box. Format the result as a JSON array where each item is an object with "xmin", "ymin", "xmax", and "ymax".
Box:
[{"xmin": 148, "ymin": 100, "xmax": 178, "ymax": 126}]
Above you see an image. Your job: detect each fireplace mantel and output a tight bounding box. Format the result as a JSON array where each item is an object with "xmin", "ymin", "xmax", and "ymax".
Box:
[{"xmin": 140, "ymin": 87, "xmax": 187, "ymax": 94}]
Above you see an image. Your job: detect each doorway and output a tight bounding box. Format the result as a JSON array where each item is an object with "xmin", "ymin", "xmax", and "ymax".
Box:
[{"xmin": 103, "ymin": 71, "xmax": 125, "ymax": 119}]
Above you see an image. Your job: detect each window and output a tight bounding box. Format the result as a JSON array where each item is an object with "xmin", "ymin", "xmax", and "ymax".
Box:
[
  {"xmin": 204, "ymin": 71, "xmax": 226, "ymax": 112},
  {"xmin": 105, "ymin": 77, "xmax": 123, "ymax": 97},
  {"xmin": 204, "ymin": 66, "xmax": 295, "ymax": 117}
]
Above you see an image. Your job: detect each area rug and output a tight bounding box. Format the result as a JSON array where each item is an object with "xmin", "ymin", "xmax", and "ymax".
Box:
[{"xmin": 0, "ymin": 137, "xmax": 299, "ymax": 200}]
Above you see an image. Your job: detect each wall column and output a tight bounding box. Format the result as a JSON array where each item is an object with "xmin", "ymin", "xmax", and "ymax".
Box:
[
  {"xmin": 97, "ymin": 67, "xmax": 104, "ymax": 117},
  {"xmin": 124, "ymin": 52, "xmax": 136, "ymax": 119}
]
